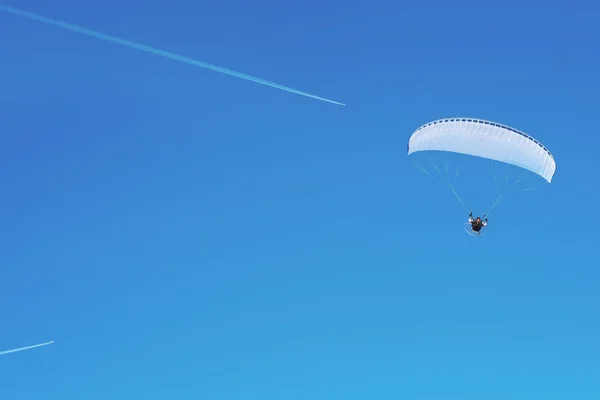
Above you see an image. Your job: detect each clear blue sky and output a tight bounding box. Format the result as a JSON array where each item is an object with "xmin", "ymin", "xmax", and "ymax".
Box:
[{"xmin": 1, "ymin": 0, "xmax": 599, "ymax": 398}]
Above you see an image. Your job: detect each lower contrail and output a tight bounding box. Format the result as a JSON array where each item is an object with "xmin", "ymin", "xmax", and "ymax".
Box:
[
  {"xmin": 0, "ymin": 341, "xmax": 54, "ymax": 357},
  {"xmin": 0, "ymin": 4, "xmax": 345, "ymax": 106}
]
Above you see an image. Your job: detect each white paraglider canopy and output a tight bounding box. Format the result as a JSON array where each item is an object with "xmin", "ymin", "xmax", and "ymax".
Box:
[{"xmin": 407, "ymin": 118, "xmax": 556, "ymax": 183}]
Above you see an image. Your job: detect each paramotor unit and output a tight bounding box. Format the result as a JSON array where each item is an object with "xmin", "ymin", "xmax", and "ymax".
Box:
[
  {"xmin": 407, "ymin": 118, "xmax": 556, "ymax": 236},
  {"xmin": 465, "ymin": 223, "xmax": 484, "ymax": 237}
]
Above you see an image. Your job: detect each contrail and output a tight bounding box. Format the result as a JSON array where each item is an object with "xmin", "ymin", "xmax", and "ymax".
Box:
[
  {"xmin": 0, "ymin": 4, "xmax": 345, "ymax": 106},
  {"xmin": 0, "ymin": 340, "xmax": 54, "ymax": 357}
]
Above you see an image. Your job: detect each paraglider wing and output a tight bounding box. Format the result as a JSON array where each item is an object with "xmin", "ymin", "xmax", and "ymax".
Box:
[{"xmin": 407, "ymin": 118, "xmax": 556, "ymax": 183}]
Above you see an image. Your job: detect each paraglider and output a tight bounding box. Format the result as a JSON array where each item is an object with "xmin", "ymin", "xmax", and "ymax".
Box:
[
  {"xmin": 407, "ymin": 118, "xmax": 556, "ymax": 236},
  {"xmin": 468, "ymin": 212, "xmax": 487, "ymax": 236}
]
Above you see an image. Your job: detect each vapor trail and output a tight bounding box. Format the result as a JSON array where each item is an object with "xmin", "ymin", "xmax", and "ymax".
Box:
[
  {"xmin": 0, "ymin": 4, "xmax": 345, "ymax": 106},
  {"xmin": 0, "ymin": 341, "xmax": 54, "ymax": 356}
]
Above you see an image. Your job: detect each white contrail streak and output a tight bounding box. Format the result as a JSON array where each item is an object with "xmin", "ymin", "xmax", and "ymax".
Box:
[
  {"xmin": 0, "ymin": 4, "xmax": 345, "ymax": 106},
  {"xmin": 0, "ymin": 341, "xmax": 54, "ymax": 357}
]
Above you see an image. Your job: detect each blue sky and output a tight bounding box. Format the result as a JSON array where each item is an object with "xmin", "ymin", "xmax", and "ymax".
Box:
[{"xmin": 1, "ymin": 0, "xmax": 599, "ymax": 399}]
